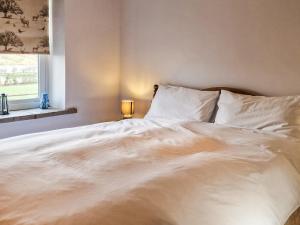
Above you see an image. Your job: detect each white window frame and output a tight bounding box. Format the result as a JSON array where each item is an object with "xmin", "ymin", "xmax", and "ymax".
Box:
[{"xmin": 8, "ymin": 55, "xmax": 48, "ymax": 111}]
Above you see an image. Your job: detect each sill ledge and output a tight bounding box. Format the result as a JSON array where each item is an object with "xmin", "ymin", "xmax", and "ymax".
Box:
[{"xmin": 0, "ymin": 107, "xmax": 77, "ymax": 124}]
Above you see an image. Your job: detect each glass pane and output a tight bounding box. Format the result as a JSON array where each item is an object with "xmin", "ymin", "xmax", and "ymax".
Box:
[{"xmin": 0, "ymin": 54, "xmax": 39, "ymax": 101}]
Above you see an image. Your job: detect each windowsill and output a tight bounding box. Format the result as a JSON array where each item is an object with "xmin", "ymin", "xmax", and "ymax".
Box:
[{"xmin": 0, "ymin": 107, "xmax": 77, "ymax": 124}]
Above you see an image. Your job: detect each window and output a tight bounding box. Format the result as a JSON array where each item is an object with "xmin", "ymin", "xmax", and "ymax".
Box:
[{"xmin": 0, "ymin": 54, "xmax": 47, "ymax": 111}]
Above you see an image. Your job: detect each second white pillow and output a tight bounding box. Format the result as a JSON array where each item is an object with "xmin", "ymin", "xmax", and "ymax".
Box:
[{"xmin": 215, "ymin": 90, "xmax": 300, "ymax": 136}]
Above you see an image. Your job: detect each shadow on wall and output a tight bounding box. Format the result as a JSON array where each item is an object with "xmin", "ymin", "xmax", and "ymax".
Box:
[{"xmin": 133, "ymin": 98, "xmax": 152, "ymax": 118}]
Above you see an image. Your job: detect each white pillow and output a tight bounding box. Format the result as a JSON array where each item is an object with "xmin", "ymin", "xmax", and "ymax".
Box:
[
  {"xmin": 215, "ymin": 90, "xmax": 300, "ymax": 136},
  {"xmin": 145, "ymin": 85, "xmax": 219, "ymax": 121}
]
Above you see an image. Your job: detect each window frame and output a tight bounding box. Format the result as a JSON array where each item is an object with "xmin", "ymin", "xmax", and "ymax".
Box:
[{"xmin": 8, "ymin": 55, "xmax": 48, "ymax": 111}]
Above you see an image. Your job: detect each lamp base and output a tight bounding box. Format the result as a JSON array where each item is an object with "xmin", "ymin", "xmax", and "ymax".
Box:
[{"xmin": 123, "ymin": 115, "xmax": 133, "ymax": 119}]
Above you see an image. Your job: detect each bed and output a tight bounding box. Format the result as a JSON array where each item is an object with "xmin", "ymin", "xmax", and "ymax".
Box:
[{"xmin": 0, "ymin": 86, "xmax": 299, "ymax": 225}]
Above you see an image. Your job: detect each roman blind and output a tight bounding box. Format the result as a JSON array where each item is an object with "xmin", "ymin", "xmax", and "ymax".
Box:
[{"xmin": 0, "ymin": 0, "xmax": 49, "ymax": 54}]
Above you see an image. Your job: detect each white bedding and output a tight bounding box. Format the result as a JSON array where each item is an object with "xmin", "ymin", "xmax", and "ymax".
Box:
[{"xmin": 0, "ymin": 119, "xmax": 299, "ymax": 225}]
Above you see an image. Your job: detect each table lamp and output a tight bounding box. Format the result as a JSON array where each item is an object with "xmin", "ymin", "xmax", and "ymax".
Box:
[{"xmin": 121, "ymin": 100, "xmax": 134, "ymax": 119}]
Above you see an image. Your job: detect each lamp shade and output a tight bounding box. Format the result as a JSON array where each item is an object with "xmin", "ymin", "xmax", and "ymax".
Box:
[{"xmin": 121, "ymin": 100, "xmax": 134, "ymax": 119}]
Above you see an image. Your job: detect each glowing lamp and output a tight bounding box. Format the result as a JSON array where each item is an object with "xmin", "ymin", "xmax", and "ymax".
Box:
[{"xmin": 121, "ymin": 100, "xmax": 134, "ymax": 119}]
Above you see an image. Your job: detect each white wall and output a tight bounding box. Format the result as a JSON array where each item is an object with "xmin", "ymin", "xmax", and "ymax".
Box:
[
  {"xmin": 0, "ymin": 0, "xmax": 121, "ymax": 139},
  {"xmin": 2, "ymin": 0, "xmax": 300, "ymax": 138},
  {"xmin": 49, "ymin": 0, "xmax": 66, "ymax": 110},
  {"xmin": 120, "ymin": 0, "xmax": 300, "ymax": 117}
]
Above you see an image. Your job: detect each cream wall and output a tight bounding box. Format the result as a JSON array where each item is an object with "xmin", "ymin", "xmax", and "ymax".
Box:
[
  {"xmin": 0, "ymin": 0, "xmax": 121, "ymax": 139},
  {"xmin": 2, "ymin": 0, "xmax": 300, "ymax": 138},
  {"xmin": 120, "ymin": 0, "xmax": 300, "ymax": 117}
]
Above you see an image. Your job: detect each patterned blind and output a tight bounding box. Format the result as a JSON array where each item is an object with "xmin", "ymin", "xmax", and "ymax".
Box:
[{"xmin": 0, "ymin": 0, "xmax": 49, "ymax": 54}]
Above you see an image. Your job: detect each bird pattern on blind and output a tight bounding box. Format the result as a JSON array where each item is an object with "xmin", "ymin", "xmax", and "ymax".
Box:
[{"xmin": 0, "ymin": 0, "xmax": 49, "ymax": 54}]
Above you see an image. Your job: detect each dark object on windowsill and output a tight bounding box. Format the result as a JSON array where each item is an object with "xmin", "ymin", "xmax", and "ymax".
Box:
[{"xmin": 0, "ymin": 94, "xmax": 9, "ymax": 115}]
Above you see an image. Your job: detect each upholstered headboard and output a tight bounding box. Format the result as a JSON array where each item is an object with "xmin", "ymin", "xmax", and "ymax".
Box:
[{"xmin": 153, "ymin": 84, "xmax": 263, "ymax": 97}]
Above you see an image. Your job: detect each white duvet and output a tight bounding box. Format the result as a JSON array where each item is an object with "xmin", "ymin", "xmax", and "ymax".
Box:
[{"xmin": 0, "ymin": 119, "xmax": 299, "ymax": 225}]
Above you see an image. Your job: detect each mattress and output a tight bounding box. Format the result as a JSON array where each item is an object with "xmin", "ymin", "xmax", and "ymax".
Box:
[{"xmin": 0, "ymin": 119, "xmax": 299, "ymax": 225}]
